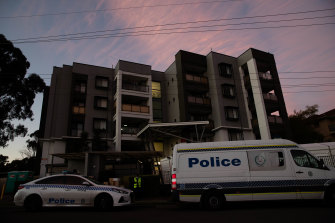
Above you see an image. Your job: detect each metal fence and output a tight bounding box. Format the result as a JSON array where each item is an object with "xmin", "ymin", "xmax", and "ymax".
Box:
[{"xmin": 317, "ymin": 155, "xmax": 335, "ymax": 168}]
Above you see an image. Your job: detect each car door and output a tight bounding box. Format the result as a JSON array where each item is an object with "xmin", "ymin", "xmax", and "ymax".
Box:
[
  {"xmin": 62, "ymin": 176, "xmax": 93, "ymax": 206},
  {"xmin": 290, "ymin": 149, "xmax": 327, "ymax": 199},
  {"xmin": 35, "ymin": 176, "xmax": 66, "ymax": 206},
  {"xmin": 248, "ymin": 150, "xmax": 297, "ymax": 200}
]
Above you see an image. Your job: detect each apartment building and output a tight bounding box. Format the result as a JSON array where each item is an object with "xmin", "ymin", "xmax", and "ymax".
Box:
[{"xmin": 39, "ymin": 48, "xmax": 290, "ymax": 180}]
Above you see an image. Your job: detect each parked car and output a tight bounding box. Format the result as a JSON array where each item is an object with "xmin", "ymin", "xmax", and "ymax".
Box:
[{"xmin": 14, "ymin": 174, "xmax": 133, "ymax": 211}]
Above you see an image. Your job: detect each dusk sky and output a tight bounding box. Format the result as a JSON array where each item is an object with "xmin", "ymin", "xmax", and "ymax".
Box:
[{"xmin": 1, "ymin": 0, "xmax": 335, "ymax": 161}]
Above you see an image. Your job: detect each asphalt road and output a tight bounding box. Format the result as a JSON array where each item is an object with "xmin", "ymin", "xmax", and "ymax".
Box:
[{"xmin": 1, "ymin": 201, "xmax": 333, "ymax": 223}]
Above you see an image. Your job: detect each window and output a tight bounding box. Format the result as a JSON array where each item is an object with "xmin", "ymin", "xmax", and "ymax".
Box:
[
  {"xmin": 248, "ymin": 150, "xmax": 286, "ymax": 171},
  {"xmin": 153, "ymin": 99, "xmax": 162, "ymax": 122},
  {"xmin": 36, "ymin": 176, "xmax": 65, "ymax": 185},
  {"xmin": 65, "ymin": 176, "xmax": 89, "ymax": 185},
  {"xmin": 94, "ymin": 97, "xmax": 108, "ymax": 109},
  {"xmin": 225, "ymin": 107, "xmax": 239, "ymax": 120},
  {"xmin": 290, "ymin": 150, "xmax": 324, "ymax": 169},
  {"xmin": 152, "ymin": 82, "xmax": 161, "ymax": 98},
  {"xmin": 93, "ymin": 118, "xmax": 107, "ymax": 130},
  {"xmin": 95, "ymin": 76, "xmax": 109, "ymax": 89},
  {"xmin": 218, "ymin": 63, "xmax": 233, "ymax": 78},
  {"xmin": 73, "ymin": 102, "xmax": 85, "ymax": 114},
  {"xmin": 222, "ymin": 84, "xmax": 235, "ymax": 98},
  {"xmin": 74, "ymin": 81, "xmax": 86, "ymax": 94},
  {"xmin": 329, "ymin": 124, "xmax": 335, "ymax": 132},
  {"xmin": 71, "ymin": 122, "xmax": 84, "ymax": 137},
  {"xmin": 228, "ymin": 129, "xmax": 243, "ymax": 141}
]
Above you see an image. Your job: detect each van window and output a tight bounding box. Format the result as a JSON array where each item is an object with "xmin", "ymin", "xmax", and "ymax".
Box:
[
  {"xmin": 290, "ymin": 150, "xmax": 323, "ymax": 169},
  {"xmin": 248, "ymin": 150, "xmax": 285, "ymax": 171}
]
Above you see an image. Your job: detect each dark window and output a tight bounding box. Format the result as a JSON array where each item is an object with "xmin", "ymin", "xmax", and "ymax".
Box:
[
  {"xmin": 71, "ymin": 122, "xmax": 84, "ymax": 137},
  {"xmin": 94, "ymin": 96, "xmax": 108, "ymax": 109},
  {"xmin": 225, "ymin": 107, "xmax": 239, "ymax": 120},
  {"xmin": 222, "ymin": 84, "xmax": 235, "ymax": 98},
  {"xmin": 153, "ymin": 99, "xmax": 162, "ymax": 122},
  {"xmin": 328, "ymin": 124, "xmax": 335, "ymax": 132},
  {"xmin": 95, "ymin": 76, "xmax": 109, "ymax": 89},
  {"xmin": 64, "ymin": 176, "xmax": 89, "ymax": 185},
  {"xmin": 290, "ymin": 150, "xmax": 324, "ymax": 169},
  {"xmin": 74, "ymin": 81, "xmax": 86, "ymax": 94},
  {"xmin": 218, "ymin": 63, "xmax": 233, "ymax": 78},
  {"xmin": 35, "ymin": 176, "xmax": 65, "ymax": 185},
  {"xmin": 228, "ymin": 129, "xmax": 243, "ymax": 141},
  {"xmin": 93, "ymin": 118, "xmax": 107, "ymax": 130}
]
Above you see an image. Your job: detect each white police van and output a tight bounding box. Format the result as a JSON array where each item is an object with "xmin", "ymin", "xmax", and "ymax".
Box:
[
  {"xmin": 14, "ymin": 174, "xmax": 133, "ymax": 211},
  {"xmin": 171, "ymin": 139, "xmax": 335, "ymax": 209}
]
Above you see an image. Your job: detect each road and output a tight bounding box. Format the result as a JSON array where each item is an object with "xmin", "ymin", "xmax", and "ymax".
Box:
[{"xmin": 1, "ymin": 201, "xmax": 333, "ymax": 223}]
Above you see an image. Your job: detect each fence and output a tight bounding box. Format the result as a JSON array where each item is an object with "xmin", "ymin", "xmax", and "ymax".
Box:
[{"xmin": 317, "ymin": 155, "xmax": 335, "ymax": 168}]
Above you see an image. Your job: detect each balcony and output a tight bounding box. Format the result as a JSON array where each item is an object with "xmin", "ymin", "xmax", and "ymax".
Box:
[
  {"xmin": 122, "ymin": 83, "xmax": 149, "ymax": 93},
  {"xmin": 122, "ymin": 104, "xmax": 149, "ymax": 114},
  {"xmin": 185, "ymin": 74, "xmax": 209, "ymax": 92},
  {"xmin": 187, "ymin": 96, "xmax": 212, "ymax": 114},
  {"xmin": 268, "ymin": 115, "xmax": 283, "ymax": 125},
  {"xmin": 259, "ymin": 72, "xmax": 272, "ymax": 80},
  {"xmin": 263, "ymin": 93, "xmax": 277, "ymax": 101},
  {"xmin": 263, "ymin": 93, "xmax": 279, "ymax": 113},
  {"xmin": 259, "ymin": 72, "xmax": 274, "ymax": 92},
  {"xmin": 187, "ymin": 96, "xmax": 211, "ymax": 105},
  {"xmin": 121, "ymin": 126, "xmax": 139, "ymax": 135}
]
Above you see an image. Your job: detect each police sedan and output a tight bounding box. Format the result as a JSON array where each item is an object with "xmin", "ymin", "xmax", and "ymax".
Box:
[{"xmin": 14, "ymin": 174, "xmax": 134, "ymax": 211}]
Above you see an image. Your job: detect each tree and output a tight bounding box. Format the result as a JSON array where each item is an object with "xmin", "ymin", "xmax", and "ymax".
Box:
[
  {"xmin": 289, "ymin": 105, "xmax": 323, "ymax": 143},
  {"xmin": 0, "ymin": 34, "xmax": 45, "ymax": 147},
  {"xmin": 0, "ymin": 154, "xmax": 9, "ymax": 172}
]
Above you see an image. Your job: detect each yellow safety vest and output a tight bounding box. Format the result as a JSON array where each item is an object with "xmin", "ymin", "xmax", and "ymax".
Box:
[{"xmin": 134, "ymin": 177, "xmax": 142, "ymax": 188}]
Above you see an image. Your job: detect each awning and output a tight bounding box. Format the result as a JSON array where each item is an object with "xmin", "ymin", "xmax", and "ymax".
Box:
[
  {"xmin": 137, "ymin": 121, "xmax": 209, "ymax": 142},
  {"xmin": 52, "ymin": 151, "xmax": 163, "ymax": 160}
]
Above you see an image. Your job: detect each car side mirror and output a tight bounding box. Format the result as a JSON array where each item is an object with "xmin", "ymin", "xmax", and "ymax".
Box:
[{"xmin": 82, "ymin": 181, "xmax": 91, "ymax": 186}]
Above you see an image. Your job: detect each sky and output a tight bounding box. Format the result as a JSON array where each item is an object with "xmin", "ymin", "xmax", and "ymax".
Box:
[{"xmin": 1, "ymin": 0, "xmax": 335, "ymax": 161}]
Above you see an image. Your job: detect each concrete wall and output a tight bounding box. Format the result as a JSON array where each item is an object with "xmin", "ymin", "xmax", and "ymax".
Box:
[{"xmin": 165, "ymin": 62, "xmax": 180, "ymax": 122}]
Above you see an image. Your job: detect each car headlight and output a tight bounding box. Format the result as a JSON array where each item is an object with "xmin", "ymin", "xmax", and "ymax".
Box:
[{"xmin": 111, "ymin": 188, "xmax": 128, "ymax": 194}]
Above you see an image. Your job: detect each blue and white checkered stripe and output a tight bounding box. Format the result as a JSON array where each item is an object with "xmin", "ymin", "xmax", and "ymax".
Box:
[
  {"xmin": 24, "ymin": 184, "xmax": 123, "ymax": 193},
  {"xmin": 177, "ymin": 179, "xmax": 329, "ymax": 190}
]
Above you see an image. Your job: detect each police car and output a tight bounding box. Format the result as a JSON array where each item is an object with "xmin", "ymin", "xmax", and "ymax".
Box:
[{"xmin": 14, "ymin": 174, "xmax": 134, "ymax": 211}]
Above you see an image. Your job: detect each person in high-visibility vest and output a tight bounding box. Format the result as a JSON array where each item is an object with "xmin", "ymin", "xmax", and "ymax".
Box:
[{"xmin": 133, "ymin": 176, "xmax": 142, "ymax": 189}]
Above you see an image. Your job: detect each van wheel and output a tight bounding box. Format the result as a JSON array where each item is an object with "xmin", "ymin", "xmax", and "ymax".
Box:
[
  {"xmin": 203, "ymin": 192, "xmax": 224, "ymax": 210},
  {"xmin": 24, "ymin": 195, "xmax": 42, "ymax": 211},
  {"xmin": 95, "ymin": 194, "xmax": 113, "ymax": 211}
]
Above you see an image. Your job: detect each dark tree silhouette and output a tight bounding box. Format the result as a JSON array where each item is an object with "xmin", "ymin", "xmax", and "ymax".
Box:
[
  {"xmin": 0, "ymin": 34, "xmax": 45, "ymax": 147},
  {"xmin": 289, "ymin": 105, "xmax": 323, "ymax": 143}
]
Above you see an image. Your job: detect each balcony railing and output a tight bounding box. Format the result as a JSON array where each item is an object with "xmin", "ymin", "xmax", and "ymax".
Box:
[
  {"xmin": 187, "ymin": 96, "xmax": 211, "ymax": 105},
  {"xmin": 121, "ymin": 127, "xmax": 139, "ymax": 135},
  {"xmin": 263, "ymin": 93, "xmax": 278, "ymax": 101},
  {"xmin": 122, "ymin": 83, "xmax": 149, "ymax": 93},
  {"xmin": 268, "ymin": 115, "xmax": 283, "ymax": 124},
  {"xmin": 185, "ymin": 74, "xmax": 208, "ymax": 84},
  {"xmin": 122, "ymin": 104, "xmax": 149, "ymax": 113}
]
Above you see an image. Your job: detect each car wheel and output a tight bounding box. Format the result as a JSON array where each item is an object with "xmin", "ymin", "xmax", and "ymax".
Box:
[
  {"xmin": 24, "ymin": 195, "xmax": 42, "ymax": 211},
  {"xmin": 95, "ymin": 194, "xmax": 113, "ymax": 211},
  {"xmin": 203, "ymin": 192, "xmax": 224, "ymax": 210}
]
